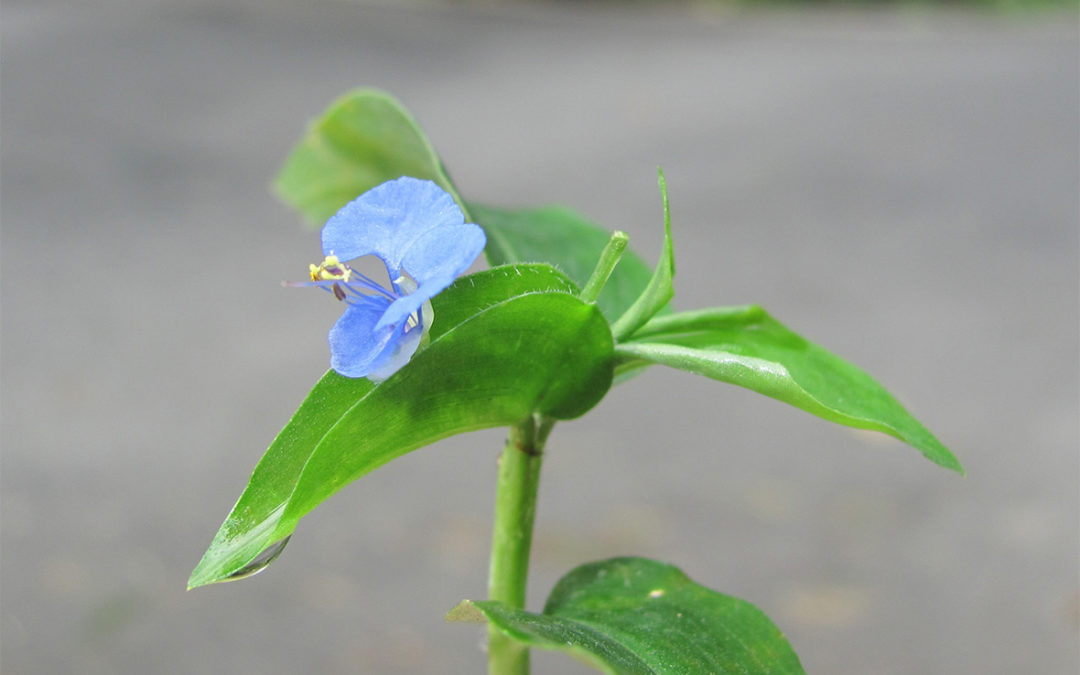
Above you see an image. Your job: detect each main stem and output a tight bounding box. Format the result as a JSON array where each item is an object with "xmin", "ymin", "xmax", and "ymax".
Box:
[
  {"xmin": 486, "ymin": 231, "xmax": 625, "ymax": 673},
  {"xmin": 487, "ymin": 415, "xmax": 553, "ymax": 675}
]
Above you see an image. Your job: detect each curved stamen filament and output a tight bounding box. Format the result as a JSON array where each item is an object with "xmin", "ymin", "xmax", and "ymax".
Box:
[
  {"xmin": 312, "ymin": 282, "xmax": 387, "ymax": 309},
  {"xmin": 340, "ymin": 271, "xmax": 397, "ymax": 300}
]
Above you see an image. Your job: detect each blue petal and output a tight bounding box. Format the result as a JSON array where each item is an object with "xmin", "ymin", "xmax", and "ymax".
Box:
[
  {"xmin": 400, "ymin": 213, "xmax": 486, "ymax": 284},
  {"xmin": 374, "ymin": 219, "xmax": 484, "ymax": 331},
  {"xmin": 365, "ymin": 325, "xmax": 424, "ymax": 382},
  {"xmin": 322, "ymin": 177, "xmax": 480, "ymax": 279},
  {"xmin": 327, "ymin": 297, "xmax": 408, "ymax": 378},
  {"xmin": 374, "ymin": 274, "xmax": 451, "ymax": 332}
]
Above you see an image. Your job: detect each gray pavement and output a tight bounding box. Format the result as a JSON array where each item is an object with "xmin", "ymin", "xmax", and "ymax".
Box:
[{"xmin": 2, "ymin": 1, "xmax": 1077, "ymax": 673}]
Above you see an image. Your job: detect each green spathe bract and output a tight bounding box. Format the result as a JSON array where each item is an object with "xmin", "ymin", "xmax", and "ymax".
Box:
[{"xmin": 189, "ymin": 265, "xmax": 613, "ymax": 588}]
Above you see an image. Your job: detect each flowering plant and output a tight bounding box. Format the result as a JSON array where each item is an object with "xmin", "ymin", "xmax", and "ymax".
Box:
[{"xmin": 190, "ymin": 89, "xmax": 961, "ymax": 674}]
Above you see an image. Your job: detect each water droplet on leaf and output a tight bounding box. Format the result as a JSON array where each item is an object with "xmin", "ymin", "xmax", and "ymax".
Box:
[{"xmin": 222, "ymin": 536, "xmax": 291, "ymax": 581}]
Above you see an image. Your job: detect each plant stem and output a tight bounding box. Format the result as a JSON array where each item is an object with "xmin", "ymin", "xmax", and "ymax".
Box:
[
  {"xmin": 485, "ymin": 233, "xmax": 621, "ymax": 673},
  {"xmin": 487, "ymin": 415, "xmax": 550, "ymax": 675}
]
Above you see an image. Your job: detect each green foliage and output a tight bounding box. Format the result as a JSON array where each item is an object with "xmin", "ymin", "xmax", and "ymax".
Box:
[
  {"xmin": 610, "ymin": 170, "xmax": 675, "ymax": 340},
  {"xmin": 616, "ymin": 306, "xmax": 962, "ymax": 473},
  {"xmin": 472, "ymin": 203, "xmax": 655, "ymax": 322},
  {"xmin": 188, "ymin": 265, "xmax": 613, "ymax": 588},
  {"xmin": 450, "ymin": 557, "xmax": 805, "ymax": 675},
  {"xmin": 198, "ymin": 86, "xmax": 963, "ymax": 675},
  {"xmin": 274, "ymin": 88, "xmax": 460, "ymax": 225}
]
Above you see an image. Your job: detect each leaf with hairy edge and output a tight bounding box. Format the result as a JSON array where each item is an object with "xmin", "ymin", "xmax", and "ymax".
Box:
[
  {"xmin": 189, "ymin": 265, "xmax": 612, "ymax": 588},
  {"xmin": 615, "ymin": 306, "xmax": 962, "ymax": 473},
  {"xmin": 448, "ymin": 557, "xmax": 805, "ymax": 675}
]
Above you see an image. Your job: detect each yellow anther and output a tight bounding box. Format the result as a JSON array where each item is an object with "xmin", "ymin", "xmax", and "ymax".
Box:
[{"xmin": 309, "ymin": 255, "xmax": 352, "ymax": 282}]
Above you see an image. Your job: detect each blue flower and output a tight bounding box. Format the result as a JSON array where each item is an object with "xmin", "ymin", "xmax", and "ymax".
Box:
[{"xmin": 299, "ymin": 177, "xmax": 486, "ymax": 381}]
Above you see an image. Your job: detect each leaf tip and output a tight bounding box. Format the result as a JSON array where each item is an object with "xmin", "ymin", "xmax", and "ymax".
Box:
[
  {"xmin": 937, "ymin": 450, "xmax": 965, "ymax": 476},
  {"xmin": 656, "ymin": 166, "xmax": 674, "ymax": 273},
  {"xmin": 186, "ymin": 569, "xmax": 210, "ymax": 591},
  {"xmin": 909, "ymin": 428, "xmax": 964, "ymax": 476},
  {"xmin": 445, "ymin": 600, "xmax": 488, "ymax": 623},
  {"xmin": 186, "ymin": 553, "xmax": 229, "ymax": 590}
]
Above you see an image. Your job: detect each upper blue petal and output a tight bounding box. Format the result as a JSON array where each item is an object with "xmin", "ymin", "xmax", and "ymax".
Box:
[
  {"xmin": 400, "ymin": 215, "xmax": 487, "ymax": 286},
  {"xmin": 321, "ymin": 177, "xmax": 484, "ymax": 283}
]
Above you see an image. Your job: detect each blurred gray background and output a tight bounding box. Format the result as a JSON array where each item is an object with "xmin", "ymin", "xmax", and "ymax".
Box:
[{"xmin": 3, "ymin": 1, "xmax": 1077, "ymax": 673}]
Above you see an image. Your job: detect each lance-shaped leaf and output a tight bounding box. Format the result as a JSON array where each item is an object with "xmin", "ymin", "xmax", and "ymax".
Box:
[
  {"xmin": 274, "ymin": 88, "xmax": 463, "ymax": 225},
  {"xmin": 470, "ymin": 203, "xmax": 656, "ymax": 322},
  {"xmin": 610, "ymin": 169, "xmax": 675, "ymax": 340},
  {"xmin": 615, "ymin": 306, "xmax": 962, "ymax": 473},
  {"xmin": 189, "ymin": 265, "xmax": 613, "ymax": 589},
  {"xmin": 448, "ymin": 557, "xmax": 805, "ymax": 675}
]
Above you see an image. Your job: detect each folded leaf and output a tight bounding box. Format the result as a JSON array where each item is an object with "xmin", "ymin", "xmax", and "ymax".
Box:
[
  {"xmin": 189, "ymin": 265, "xmax": 613, "ymax": 588},
  {"xmin": 449, "ymin": 557, "xmax": 805, "ymax": 675},
  {"xmin": 616, "ymin": 306, "xmax": 962, "ymax": 473}
]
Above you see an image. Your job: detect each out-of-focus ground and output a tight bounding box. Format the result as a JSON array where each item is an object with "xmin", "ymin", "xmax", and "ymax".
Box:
[{"xmin": 2, "ymin": 1, "xmax": 1077, "ymax": 673}]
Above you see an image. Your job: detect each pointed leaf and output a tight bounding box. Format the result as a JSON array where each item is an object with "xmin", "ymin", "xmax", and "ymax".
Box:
[
  {"xmin": 189, "ymin": 265, "xmax": 612, "ymax": 588},
  {"xmin": 274, "ymin": 88, "xmax": 464, "ymax": 226},
  {"xmin": 615, "ymin": 306, "xmax": 962, "ymax": 473},
  {"xmin": 610, "ymin": 169, "xmax": 675, "ymax": 340},
  {"xmin": 450, "ymin": 557, "xmax": 804, "ymax": 675},
  {"xmin": 471, "ymin": 203, "xmax": 656, "ymax": 322}
]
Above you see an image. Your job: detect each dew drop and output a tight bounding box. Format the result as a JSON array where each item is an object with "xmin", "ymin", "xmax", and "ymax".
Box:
[{"xmin": 222, "ymin": 536, "xmax": 291, "ymax": 582}]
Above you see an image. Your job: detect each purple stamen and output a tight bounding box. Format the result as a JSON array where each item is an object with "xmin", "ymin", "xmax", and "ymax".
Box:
[{"xmin": 343, "ymin": 270, "xmax": 397, "ymax": 300}]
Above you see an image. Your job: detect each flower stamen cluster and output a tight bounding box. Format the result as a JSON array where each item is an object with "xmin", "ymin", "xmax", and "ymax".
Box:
[{"xmin": 306, "ymin": 254, "xmax": 401, "ymax": 304}]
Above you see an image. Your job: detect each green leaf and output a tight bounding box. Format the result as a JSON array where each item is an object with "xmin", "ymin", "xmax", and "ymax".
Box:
[
  {"xmin": 449, "ymin": 557, "xmax": 805, "ymax": 675},
  {"xmin": 274, "ymin": 88, "xmax": 464, "ymax": 226},
  {"xmin": 189, "ymin": 265, "xmax": 613, "ymax": 589},
  {"xmin": 470, "ymin": 203, "xmax": 656, "ymax": 322},
  {"xmin": 610, "ymin": 169, "xmax": 675, "ymax": 341},
  {"xmin": 616, "ymin": 306, "xmax": 963, "ymax": 473}
]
